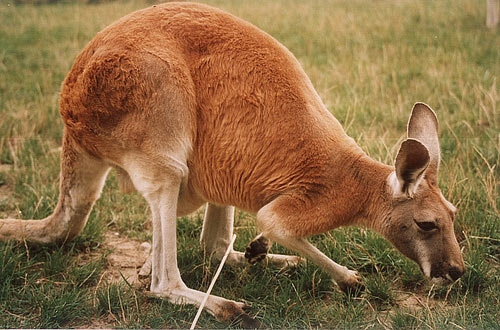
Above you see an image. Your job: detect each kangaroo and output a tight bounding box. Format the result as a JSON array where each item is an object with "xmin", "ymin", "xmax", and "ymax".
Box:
[{"xmin": 0, "ymin": 2, "xmax": 465, "ymax": 326}]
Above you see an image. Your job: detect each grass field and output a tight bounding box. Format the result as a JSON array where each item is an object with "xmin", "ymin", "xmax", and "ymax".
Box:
[{"xmin": 0, "ymin": 0, "xmax": 499, "ymax": 328}]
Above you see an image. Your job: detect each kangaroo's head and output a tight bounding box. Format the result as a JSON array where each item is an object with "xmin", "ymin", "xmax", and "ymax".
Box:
[{"xmin": 384, "ymin": 103, "xmax": 465, "ymax": 283}]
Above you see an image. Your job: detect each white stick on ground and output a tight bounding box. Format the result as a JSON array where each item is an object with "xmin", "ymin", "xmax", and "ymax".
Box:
[{"xmin": 190, "ymin": 234, "xmax": 237, "ymax": 329}]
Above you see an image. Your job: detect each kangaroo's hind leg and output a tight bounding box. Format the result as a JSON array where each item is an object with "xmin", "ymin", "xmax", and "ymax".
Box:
[
  {"xmin": 200, "ymin": 204, "xmax": 247, "ymax": 266},
  {"xmin": 125, "ymin": 163, "xmax": 258, "ymax": 326},
  {"xmin": 139, "ymin": 203, "xmax": 242, "ymax": 276}
]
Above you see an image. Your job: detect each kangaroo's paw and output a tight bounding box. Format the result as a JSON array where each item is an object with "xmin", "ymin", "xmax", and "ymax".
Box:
[
  {"xmin": 266, "ymin": 254, "xmax": 305, "ymax": 268},
  {"xmin": 337, "ymin": 270, "xmax": 365, "ymax": 295},
  {"xmin": 245, "ymin": 235, "xmax": 270, "ymax": 264},
  {"xmin": 245, "ymin": 234, "xmax": 305, "ymax": 268}
]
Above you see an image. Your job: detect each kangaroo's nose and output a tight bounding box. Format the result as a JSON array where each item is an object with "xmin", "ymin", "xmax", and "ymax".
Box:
[{"xmin": 448, "ymin": 266, "xmax": 465, "ymax": 281}]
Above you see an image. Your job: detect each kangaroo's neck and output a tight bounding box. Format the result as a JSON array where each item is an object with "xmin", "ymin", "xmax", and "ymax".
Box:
[{"xmin": 322, "ymin": 148, "xmax": 393, "ymax": 233}]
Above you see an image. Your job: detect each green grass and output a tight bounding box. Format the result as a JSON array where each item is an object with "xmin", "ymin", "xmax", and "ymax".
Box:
[{"xmin": 0, "ymin": 0, "xmax": 499, "ymax": 328}]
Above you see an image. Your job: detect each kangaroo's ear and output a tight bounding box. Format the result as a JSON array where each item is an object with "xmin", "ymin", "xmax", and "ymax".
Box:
[
  {"xmin": 391, "ymin": 139, "xmax": 430, "ymax": 198},
  {"xmin": 407, "ymin": 103, "xmax": 440, "ymax": 184}
]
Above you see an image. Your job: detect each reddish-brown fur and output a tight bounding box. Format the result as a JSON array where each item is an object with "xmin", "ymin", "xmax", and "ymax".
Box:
[
  {"xmin": 1, "ymin": 2, "xmax": 465, "ymax": 325},
  {"xmin": 60, "ymin": 3, "xmax": 389, "ymax": 235}
]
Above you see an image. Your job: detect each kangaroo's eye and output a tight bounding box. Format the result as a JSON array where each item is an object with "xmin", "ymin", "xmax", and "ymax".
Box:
[{"xmin": 415, "ymin": 220, "xmax": 438, "ymax": 231}]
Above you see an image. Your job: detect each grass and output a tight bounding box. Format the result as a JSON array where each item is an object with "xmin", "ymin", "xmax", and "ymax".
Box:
[{"xmin": 0, "ymin": 0, "xmax": 499, "ymax": 328}]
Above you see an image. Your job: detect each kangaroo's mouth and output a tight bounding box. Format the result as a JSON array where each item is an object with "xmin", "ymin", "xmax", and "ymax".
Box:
[
  {"xmin": 430, "ymin": 275, "xmax": 454, "ymax": 285},
  {"xmin": 419, "ymin": 262, "xmax": 463, "ymax": 285}
]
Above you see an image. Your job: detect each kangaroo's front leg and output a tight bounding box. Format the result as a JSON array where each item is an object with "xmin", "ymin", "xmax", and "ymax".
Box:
[
  {"xmin": 201, "ymin": 203, "xmax": 304, "ymax": 268},
  {"xmin": 273, "ymin": 236, "xmax": 362, "ymax": 292},
  {"xmin": 257, "ymin": 199, "xmax": 362, "ymax": 292}
]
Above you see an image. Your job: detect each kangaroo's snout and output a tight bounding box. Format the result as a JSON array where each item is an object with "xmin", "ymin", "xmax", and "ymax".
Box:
[{"xmin": 448, "ymin": 265, "xmax": 465, "ymax": 281}]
